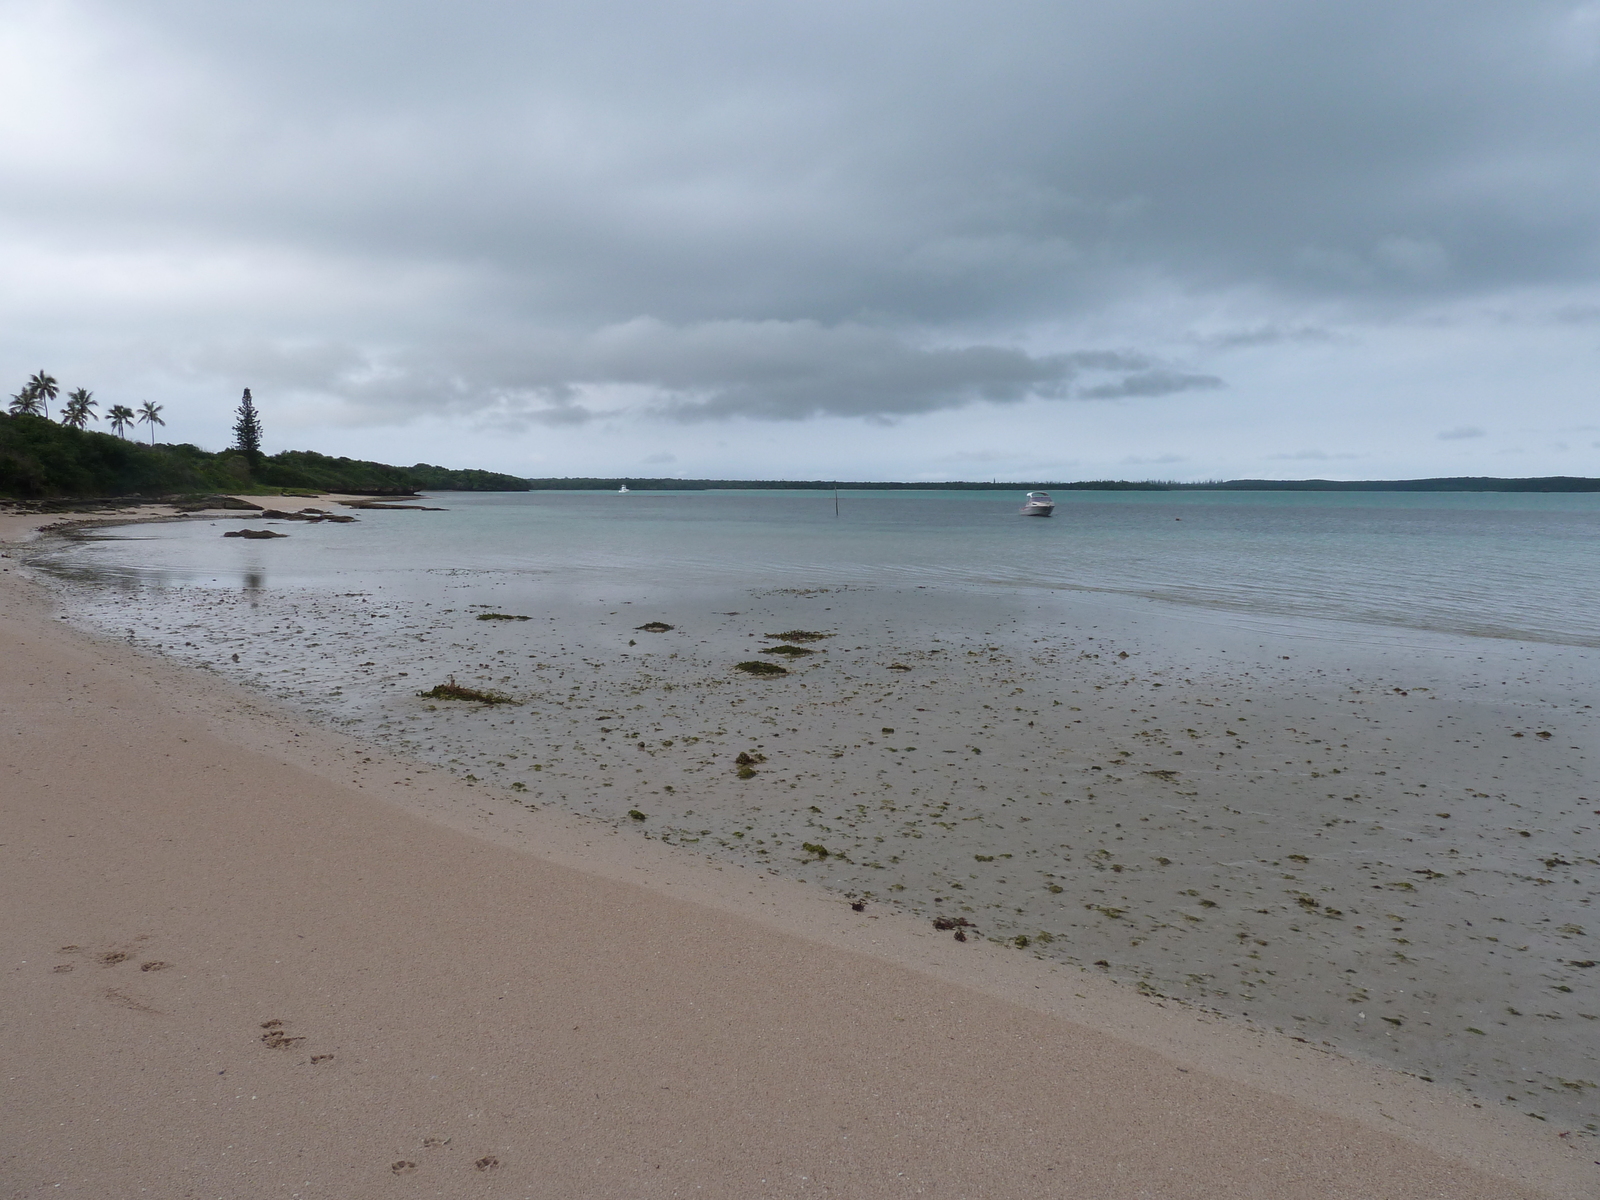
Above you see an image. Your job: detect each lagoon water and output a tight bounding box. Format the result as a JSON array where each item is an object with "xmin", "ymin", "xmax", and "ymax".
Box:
[
  {"xmin": 26, "ymin": 488, "xmax": 1600, "ymax": 1132},
  {"xmin": 37, "ymin": 487, "xmax": 1600, "ymax": 647}
]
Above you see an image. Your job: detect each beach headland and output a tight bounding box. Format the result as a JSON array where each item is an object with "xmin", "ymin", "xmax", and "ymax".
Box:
[{"xmin": 2, "ymin": 499, "xmax": 1595, "ymax": 1198}]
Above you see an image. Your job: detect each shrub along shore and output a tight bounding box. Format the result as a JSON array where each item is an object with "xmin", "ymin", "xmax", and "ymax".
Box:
[{"xmin": 0, "ymin": 412, "xmax": 529, "ymax": 499}]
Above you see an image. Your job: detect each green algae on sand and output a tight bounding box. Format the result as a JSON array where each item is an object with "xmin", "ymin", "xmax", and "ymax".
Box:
[{"xmin": 417, "ymin": 676, "xmax": 516, "ymax": 704}]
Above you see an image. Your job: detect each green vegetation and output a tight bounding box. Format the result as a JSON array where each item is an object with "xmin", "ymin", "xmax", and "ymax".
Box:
[
  {"xmin": 765, "ymin": 630, "xmax": 830, "ymax": 642},
  {"xmin": 61, "ymin": 388, "xmax": 95, "ymax": 430},
  {"xmin": 416, "ymin": 676, "xmax": 515, "ymax": 704},
  {"xmin": 0, "ymin": 412, "xmax": 531, "ymax": 499},
  {"xmin": 137, "ymin": 401, "xmax": 165, "ymax": 446},
  {"xmin": 735, "ymin": 660, "xmax": 788, "ymax": 676},
  {"xmin": 228, "ymin": 449, "xmax": 530, "ymax": 495},
  {"xmin": 233, "ymin": 389, "xmax": 263, "ymax": 467},
  {"xmin": 1, "ymin": 413, "xmax": 234, "ymax": 496},
  {"xmin": 107, "ymin": 404, "xmax": 136, "ymax": 440},
  {"xmin": 8, "ymin": 371, "xmax": 58, "ymax": 418}
]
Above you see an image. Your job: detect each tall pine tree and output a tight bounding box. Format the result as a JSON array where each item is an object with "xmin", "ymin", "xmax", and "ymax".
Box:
[{"xmin": 233, "ymin": 388, "xmax": 263, "ymax": 468}]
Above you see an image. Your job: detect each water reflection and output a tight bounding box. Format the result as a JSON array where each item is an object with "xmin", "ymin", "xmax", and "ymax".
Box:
[
  {"xmin": 21, "ymin": 489, "xmax": 1600, "ymax": 647},
  {"xmin": 27, "ymin": 556, "xmax": 264, "ymax": 592}
]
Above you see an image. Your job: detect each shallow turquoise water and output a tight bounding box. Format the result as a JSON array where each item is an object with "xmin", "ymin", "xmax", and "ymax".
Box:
[{"xmin": 44, "ymin": 488, "xmax": 1600, "ymax": 648}]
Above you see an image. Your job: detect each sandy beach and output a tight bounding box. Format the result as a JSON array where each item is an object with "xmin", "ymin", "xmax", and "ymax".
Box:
[{"xmin": 2, "ymin": 500, "xmax": 1595, "ymax": 1199}]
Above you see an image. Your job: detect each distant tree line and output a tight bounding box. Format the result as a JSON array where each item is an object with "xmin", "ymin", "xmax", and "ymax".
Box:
[
  {"xmin": 0, "ymin": 378, "xmax": 530, "ymax": 499},
  {"xmin": 523, "ymin": 476, "xmax": 1600, "ymax": 492},
  {"xmin": 8, "ymin": 369, "xmax": 1595, "ymax": 498},
  {"xmin": 9, "ymin": 370, "xmax": 165, "ymax": 444}
]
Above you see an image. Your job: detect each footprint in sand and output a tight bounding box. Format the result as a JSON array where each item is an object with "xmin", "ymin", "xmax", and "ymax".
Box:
[
  {"xmin": 390, "ymin": 1161, "xmax": 417, "ymax": 1175},
  {"xmin": 475, "ymin": 1156, "xmax": 500, "ymax": 1172},
  {"xmin": 53, "ymin": 942, "xmax": 177, "ymax": 1009},
  {"xmin": 103, "ymin": 987, "xmax": 163, "ymax": 1015},
  {"xmin": 259, "ymin": 1019, "xmax": 307, "ymax": 1050}
]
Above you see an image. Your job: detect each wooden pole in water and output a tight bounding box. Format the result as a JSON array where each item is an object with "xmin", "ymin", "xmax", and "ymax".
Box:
[{"xmin": 834, "ymin": 482, "xmax": 839, "ymax": 517}]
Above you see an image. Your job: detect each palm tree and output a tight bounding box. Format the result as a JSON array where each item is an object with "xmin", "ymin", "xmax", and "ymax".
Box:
[
  {"xmin": 137, "ymin": 400, "xmax": 165, "ymax": 445},
  {"xmin": 8, "ymin": 384, "xmax": 42, "ymax": 416},
  {"xmin": 61, "ymin": 388, "xmax": 96, "ymax": 429},
  {"xmin": 26, "ymin": 371, "xmax": 59, "ymax": 420},
  {"xmin": 107, "ymin": 403, "xmax": 136, "ymax": 439}
]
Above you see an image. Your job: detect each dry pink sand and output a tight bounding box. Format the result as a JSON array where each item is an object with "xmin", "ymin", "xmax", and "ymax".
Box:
[{"xmin": 1, "ymin": 508, "xmax": 1593, "ymax": 1199}]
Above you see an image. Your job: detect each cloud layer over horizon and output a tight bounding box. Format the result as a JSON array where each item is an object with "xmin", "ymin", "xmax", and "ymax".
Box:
[{"xmin": 3, "ymin": 0, "xmax": 1598, "ymax": 479}]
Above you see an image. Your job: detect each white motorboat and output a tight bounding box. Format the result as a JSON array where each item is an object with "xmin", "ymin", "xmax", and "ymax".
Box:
[
  {"xmin": 618, "ymin": 484, "xmax": 630, "ymax": 493},
  {"xmin": 1019, "ymin": 490, "xmax": 1055, "ymax": 517}
]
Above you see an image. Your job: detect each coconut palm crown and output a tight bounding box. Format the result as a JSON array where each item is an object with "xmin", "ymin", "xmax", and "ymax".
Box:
[
  {"xmin": 137, "ymin": 400, "xmax": 165, "ymax": 445},
  {"xmin": 9, "ymin": 382, "xmax": 42, "ymax": 416},
  {"xmin": 62, "ymin": 388, "xmax": 96, "ymax": 429},
  {"xmin": 107, "ymin": 403, "xmax": 136, "ymax": 439},
  {"xmin": 26, "ymin": 371, "xmax": 59, "ymax": 420}
]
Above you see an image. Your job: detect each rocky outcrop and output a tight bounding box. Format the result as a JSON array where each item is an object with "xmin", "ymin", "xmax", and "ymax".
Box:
[
  {"xmin": 256, "ymin": 509, "xmax": 357, "ymax": 522},
  {"xmin": 172, "ymin": 496, "xmax": 264, "ymax": 512},
  {"xmin": 222, "ymin": 528, "xmax": 287, "ymax": 539},
  {"xmin": 337, "ymin": 501, "xmax": 445, "ymax": 511}
]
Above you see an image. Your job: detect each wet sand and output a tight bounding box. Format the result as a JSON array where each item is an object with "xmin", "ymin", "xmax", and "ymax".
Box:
[
  {"xmin": 2, "ymin": 502, "xmax": 1595, "ymax": 1197},
  {"xmin": 31, "ymin": 501, "xmax": 1599, "ymax": 1130}
]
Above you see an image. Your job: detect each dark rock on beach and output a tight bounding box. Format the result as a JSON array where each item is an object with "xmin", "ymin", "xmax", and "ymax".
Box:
[
  {"xmin": 172, "ymin": 496, "xmax": 265, "ymax": 513},
  {"xmin": 338, "ymin": 501, "xmax": 445, "ymax": 511},
  {"xmin": 222, "ymin": 529, "xmax": 288, "ymax": 539},
  {"xmin": 255, "ymin": 509, "xmax": 357, "ymax": 523}
]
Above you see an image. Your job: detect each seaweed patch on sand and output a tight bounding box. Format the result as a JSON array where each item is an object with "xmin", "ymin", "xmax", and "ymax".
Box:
[
  {"xmin": 417, "ymin": 676, "xmax": 516, "ymax": 704},
  {"xmin": 735, "ymin": 660, "xmax": 788, "ymax": 676}
]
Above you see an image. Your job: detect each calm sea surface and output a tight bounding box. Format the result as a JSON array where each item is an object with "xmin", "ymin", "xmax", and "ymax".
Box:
[{"xmin": 41, "ymin": 488, "xmax": 1600, "ymax": 647}]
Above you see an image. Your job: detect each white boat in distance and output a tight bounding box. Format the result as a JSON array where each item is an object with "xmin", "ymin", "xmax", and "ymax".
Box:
[
  {"xmin": 1019, "ymin": 491, "xmax": 1055, "ymax": 517},
  {"xmin": 618, "ymin": 484, "xmax": 630, "ymax": 493}
]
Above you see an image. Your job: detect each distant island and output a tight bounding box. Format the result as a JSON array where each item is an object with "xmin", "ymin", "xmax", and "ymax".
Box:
[
  {"xmin": 4, "ymin": 411, "xmax": 1597, "ymax": 499},
  {"xmin": 529, "ymin": 476, "xmax": 1600, "ymax": 492}
]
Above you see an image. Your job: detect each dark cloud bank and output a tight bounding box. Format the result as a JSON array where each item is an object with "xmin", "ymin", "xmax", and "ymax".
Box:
[{"xmin": 4, "ymin": 0, "xmax": 1599, "ymax": 443}]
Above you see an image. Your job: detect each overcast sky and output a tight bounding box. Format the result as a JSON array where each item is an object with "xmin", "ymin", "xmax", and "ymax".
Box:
[{"xmin": 3, "ymin": 0, "xmax": 1598, "ymax": 480}]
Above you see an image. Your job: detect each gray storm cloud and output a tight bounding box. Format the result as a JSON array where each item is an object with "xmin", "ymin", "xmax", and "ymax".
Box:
[
  {"xmin": 226, "ymin": 322, "xmax": 1216, "ymax": 425},
  {"xmin": 530, "ymin": 321, "xmax": 1217, "ymax": 422},
  {"xmin": 2, "ymin": 0, "xmax": 1598, "ymax": 458}
]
